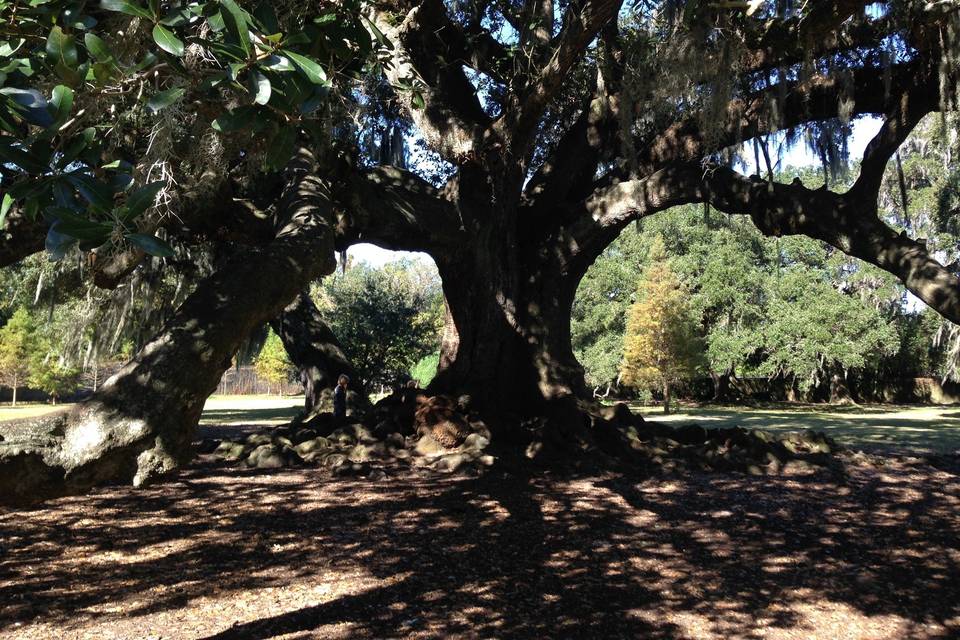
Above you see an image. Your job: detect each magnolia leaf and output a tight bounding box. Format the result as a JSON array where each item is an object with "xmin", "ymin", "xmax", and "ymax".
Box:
[
  {"xmin": 250, "ymin": 70, "xmax": 271, "ymax": 105},
  {"xmin": 125, "ymin": 181, "xmax": 165, "ymax": 218},
  {"xmin": 127, "ymin": 232, "xmax": 175, "ymax": 257},
  {"xmin": 0, "ymin": 193, "xmax": 12, "ymax": 228},
  {"xmin": 46, "ymin": 27, "xmax": 79, "ymax": 68},
  {"xmin": 50, "ymin": 85, "xmax": 74, "ymax": 123},
  {"xmin": 284, "ymin": 50, "xmax": 327, "ymax": 85},
  {"xmin": 220, "ymin": 0, "xmax": 252, "ymax": 58},
  {"xmin": 147, "ymin": 87, "xmax": 185, "ymax": 113},
  {"xmin": 152, "ymin": 24, "xmax": 185, "ymax": 57},
  {"xmin": 83, "ymin": 33, "xmax": 114, "ymax": 63},
  {"xmin": 100, "ymin": 0, "xmax": 154, "ymax": 20}
]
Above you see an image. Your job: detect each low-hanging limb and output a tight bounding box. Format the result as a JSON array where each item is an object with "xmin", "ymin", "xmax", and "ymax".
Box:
[
  {"xmin": 569, "ymin": 153, "xmax": 960, "ymax": 325},
  {"xmin": 334, "ymin": 165, "xmax": 465, "ymax": 253},
  {"xmin": 0, "ymin": 149, "xmax": 339, "ymax": 507},
  {"xmin": 271, "ymin": 292, "xmax": 365, "ymax": 417}
]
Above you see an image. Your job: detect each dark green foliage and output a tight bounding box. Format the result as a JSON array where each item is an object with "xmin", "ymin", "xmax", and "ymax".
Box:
[
  {"xmin": 316, "ymin": 261, "xmax": 443, "ymax": 389},
  {"xmin": 0, "ymin": 0, "xmax": 385, "ymax": 259},
  {"xmin": 573, "ymin": 192, "xmax": 914, "ymax": 393}
]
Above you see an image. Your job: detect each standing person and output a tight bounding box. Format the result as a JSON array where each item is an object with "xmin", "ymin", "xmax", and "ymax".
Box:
[{"xmin": 333, "ymin": 374, "xmax": 349, "ymax": 419}]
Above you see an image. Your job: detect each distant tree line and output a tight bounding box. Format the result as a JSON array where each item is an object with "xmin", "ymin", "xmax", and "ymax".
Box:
[{"xmin": 574, "ymin": 117, "xmax": 959, "ymax": 404}]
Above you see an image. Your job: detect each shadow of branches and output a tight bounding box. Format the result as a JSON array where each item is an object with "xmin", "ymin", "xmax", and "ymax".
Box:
[{"xmin": 0, "ymin": 455, "xmax": 958, "ymax": 639}]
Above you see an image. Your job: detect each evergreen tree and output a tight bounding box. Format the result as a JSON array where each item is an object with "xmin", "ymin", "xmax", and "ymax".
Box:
[
  {"xmin": 621, "ymin": 238, "xmax": 703, "ymax": 413},
  {"xmin": 28, "ymin": 359, "xmax": 81, "ymax": 405},
  {"xmin": 0, "ymin": 308, "xmax": 38, "ymax": 406},
  {"xmin": 254, "ymin": 331, "xmax": 294, "ymax": 397},
  {"xmin": 316, "ymin": 261, "xmax": 443, "ymax": 389}
]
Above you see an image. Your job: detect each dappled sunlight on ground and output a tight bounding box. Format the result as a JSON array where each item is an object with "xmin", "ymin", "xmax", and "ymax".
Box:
[
  {"xmin": 1, "ymin": 453, "xmax": 958, "ymax": 639},
  {"xmin": 633, "ymin": 404, "xmax": 960, "ymax": 454},
  {"xmin": 1, "ymin": 399, "xmax": 958, "ymax": 638}
]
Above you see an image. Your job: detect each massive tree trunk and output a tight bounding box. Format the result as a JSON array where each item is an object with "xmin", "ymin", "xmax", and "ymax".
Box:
[
  {"xmin": 431, "ymin": 243, "xmax": 587, "ymax": 417},
  {"xmin": 271, "ymin": 292, "xmax": 365, "ymax": 416},
  {"xmin": 0, "ymin": 150, "xmax": 338, "ymax": 506},
  {"xmin": 351, "ymin": 0, "xmax": 959, "ymax": 441},
  {"xmin": 3, "ymin": 0, "xmax": 955, "ymax": 500}
]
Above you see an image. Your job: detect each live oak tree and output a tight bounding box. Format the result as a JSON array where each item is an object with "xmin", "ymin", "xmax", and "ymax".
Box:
[{"xmin": 1, "ymin": 0, "xmax": 960, "ymax": 503}]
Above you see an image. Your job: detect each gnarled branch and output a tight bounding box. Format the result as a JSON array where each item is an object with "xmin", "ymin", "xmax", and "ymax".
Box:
[{"xmin": 370, "ymin": 0, "xmax": 491, "ymax": 161}]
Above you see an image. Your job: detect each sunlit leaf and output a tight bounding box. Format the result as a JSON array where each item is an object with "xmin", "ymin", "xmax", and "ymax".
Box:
[
  {"xmin": 152, "ymin": 24, "xmax": 185, "ymax": 57},
  {"xmin": 220, "ymin": 0, "xmax": 251, "ymax": 58},
  {"xmin": 249, "ymin": 70, "xmax": 271, "ymax": 105},
  {"xmin": 100, "ymin": 0, "xmax": 154, "ymax": 20},
  {"xmin": 283, "ymin": 50, "xmax": 327, "ymax": 85}
]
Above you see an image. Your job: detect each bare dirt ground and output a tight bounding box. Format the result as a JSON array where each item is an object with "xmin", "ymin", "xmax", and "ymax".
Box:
[{"xmin": 1, "ymin": 399, "xmax": 959, "ymax": 639}]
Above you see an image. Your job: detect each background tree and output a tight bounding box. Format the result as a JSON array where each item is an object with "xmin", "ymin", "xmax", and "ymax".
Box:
[
  {"xmin": 27, "ymin": 358, "xmax": 81, "ymax": 405},
  {"xmin": 756, "ymin": 267, "xmax": 899, "ymax": 399},
  {"xmin": 577, "ymin": 184, "xmax": 913, "ymax": 403},
  {"xmin": 0, "ymin": 308, "xmax": 38, "ymax": 406},
  {"xmin": 315, "ymin": 260, "xmax": 443, "ymax": 390},
  {"xmin": 254, "ymin": 330, "xmax": 295, "ymax": 396},
  {"xmin": 621, "ymin": 238, "xmax": 703, "ymax": 413}
]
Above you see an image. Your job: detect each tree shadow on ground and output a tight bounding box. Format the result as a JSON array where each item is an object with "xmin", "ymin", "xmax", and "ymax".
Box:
[{"xmin": 0, "ymin": 455, "xmax": 957, "ymax": 639}]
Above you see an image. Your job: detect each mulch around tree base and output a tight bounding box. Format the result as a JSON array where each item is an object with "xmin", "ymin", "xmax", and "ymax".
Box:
[{"xmin": 0, "ymin": 446, "xmax": 957, "ymax": 639}]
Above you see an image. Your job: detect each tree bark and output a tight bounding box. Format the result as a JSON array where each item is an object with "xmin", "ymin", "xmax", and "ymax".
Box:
[
  {"xmin": 271, "ymin": 292, "xmax": 366, "ymax": 417},
  {"xmin": 428, "ymin": 219, "xmax": 590, "ymax": 432},
  {"xmin": 0, "ymin": 150, "xmax": 338, "ymax": 506},
  {"xmin": 663, "ymin": 382, "xmax": 671, "ymax": 415}
]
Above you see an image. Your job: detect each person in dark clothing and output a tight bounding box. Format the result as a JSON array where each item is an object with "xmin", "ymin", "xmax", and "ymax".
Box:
[{"xmin": 333, "ymin": 374, "xmax": 349, "ymax": 419}]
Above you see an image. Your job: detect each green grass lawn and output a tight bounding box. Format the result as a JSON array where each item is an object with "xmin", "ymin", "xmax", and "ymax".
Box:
[
  {"xmin": 4, "ymin": 395, "xmax": 957, "ymax": 455},
  {"xmin": 631, "ymin": 403, "xmax": 960, "ymax": 453},
  {"xmin": 199, "ymin": 395, "xmax": 304, "ymax": 426},
  {"xmin": 0, "ymin": 403, "xmax": 72, "ymax": 423}
]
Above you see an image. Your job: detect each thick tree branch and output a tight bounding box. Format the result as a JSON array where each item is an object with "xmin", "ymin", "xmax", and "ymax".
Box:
[
  {"xmin": 523, "ymin": 23, "xmax": 624, "ymax": 212},
  {"xmin": 0, "ymin": 149, "xmax": 339, "ymax": 505},
  {"xmin": 704, "ymin": 167, "xmax": 960, "ymax": 324},
  {"xmin": 570, "ymin": 159, "xmax": 960, "ymax": 325},
  {"xmin": 272, "ymin": 292, "xmax": 365, "ymax": 416},
  {"xmin": 852, "ymin": 88, "xmax": 934, "ymax": 200},
  {"xmin": 499, "ymin": 0, "xmax": 623, "ymax": 153},
  {"xmin": 370, "ymin": 0, "xmax": 491, "ymax": 161},
  {"xmin": 632, "ymin": 57, "xmax": 942, "ymax": 174},
  {"xmin": 334, "ymin": 165, "xmax": 464, "ymax": 254},
  {"xmin": 739, "ymin": 0, "xmax": 870, "ymax": 72}
]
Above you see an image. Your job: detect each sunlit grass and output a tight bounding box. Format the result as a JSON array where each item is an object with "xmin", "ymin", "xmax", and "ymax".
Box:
[
  {"xmin": 0, "ymin": 403, "xmax": 73, "ymax": 422},
  {"xmin": 629, "ymin": 402, "xmax": 960, "ymax": 453}
]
